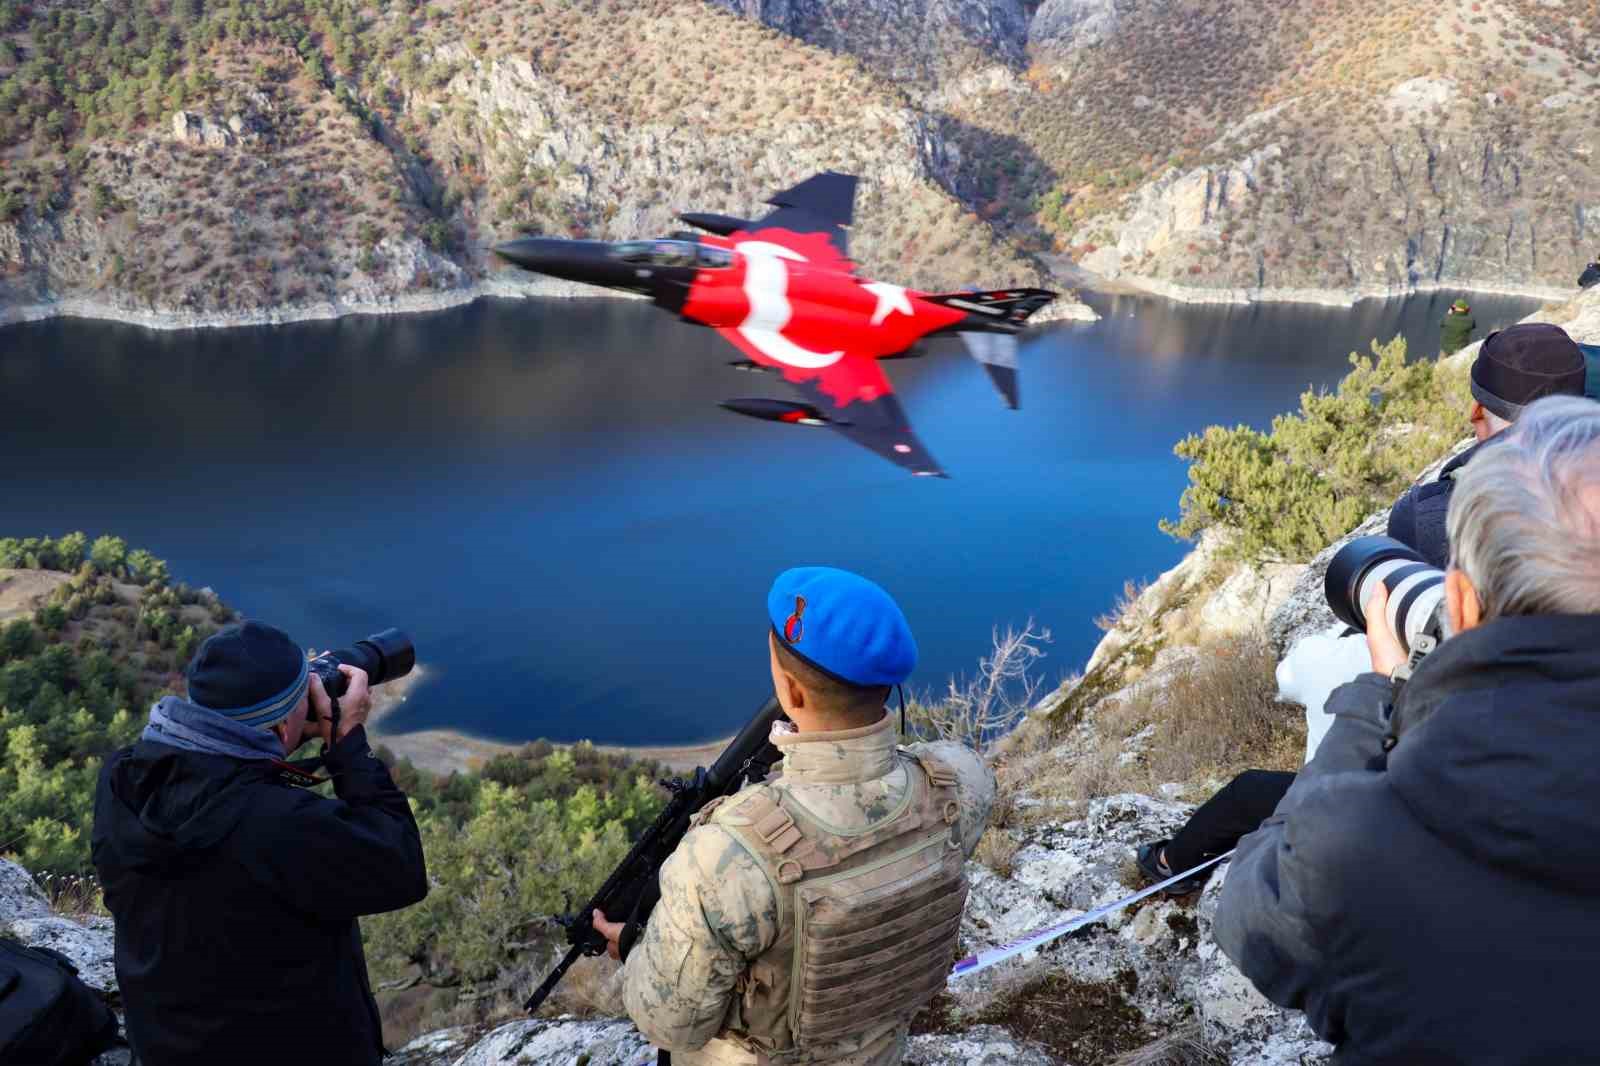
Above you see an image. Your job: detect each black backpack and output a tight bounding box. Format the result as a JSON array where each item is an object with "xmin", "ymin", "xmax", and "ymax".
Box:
[{"xmin": 0, "ymin": 937, "xmax": 119, "ymax": 1066}]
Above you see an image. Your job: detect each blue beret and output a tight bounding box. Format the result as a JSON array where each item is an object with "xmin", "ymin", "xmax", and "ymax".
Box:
[{"xmin": 768, "ymin": 567, "xmax": 917, "ymax": 687}]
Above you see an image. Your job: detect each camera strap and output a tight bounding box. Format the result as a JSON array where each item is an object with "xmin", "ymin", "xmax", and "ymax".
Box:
[{"xmin": 1384, "ymin": 616, "xmax": 1443, "ymax": 752}]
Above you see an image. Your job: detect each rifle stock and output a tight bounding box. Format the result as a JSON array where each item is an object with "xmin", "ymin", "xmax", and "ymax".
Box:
[{"xmin": 524, "ymin": 696, "xmax": 786, "ymax": 1013}]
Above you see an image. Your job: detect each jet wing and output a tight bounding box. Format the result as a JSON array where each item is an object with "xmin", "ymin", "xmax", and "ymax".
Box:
[
  {"xmin": 716, "ymin": 326, "xmax": 945, "ymax": 477},
  {"xmin": 745, "ymin": 172, "xmax": 858, "ymax": 262}
]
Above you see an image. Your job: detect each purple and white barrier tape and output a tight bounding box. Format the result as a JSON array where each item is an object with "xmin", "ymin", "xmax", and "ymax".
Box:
[{"xmin": 947, "ymin": 850, "xmax": 1233, "ymax": 982}]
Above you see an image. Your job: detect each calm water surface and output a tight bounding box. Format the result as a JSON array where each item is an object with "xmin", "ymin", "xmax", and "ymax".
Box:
[{"xmin": 0, "ymin": 289, "xmax": 1539, "ymax": 745}]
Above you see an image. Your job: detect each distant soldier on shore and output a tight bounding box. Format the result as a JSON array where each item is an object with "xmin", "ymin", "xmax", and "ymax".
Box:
[
  {"xmin": 1581, "ymin": 255, "xmax": 1600, "ymax": 290},
  {"xmin": 1440, "ymin": 298, "xmax": 1476, "ymax": 355},
  {"xmin": 591, "ymin": 567, "xmax": 995, "ymax": 1066}
]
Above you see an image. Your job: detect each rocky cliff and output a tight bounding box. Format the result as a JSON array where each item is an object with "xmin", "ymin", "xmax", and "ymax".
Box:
[
  {"xmin": 719, "ymin": 0, "xmax": 1600, "ymax": 300},
  {"xmin": 708, "ymin": 0, "xmax": 1038, "ymax": 85},
  {"xmin": 0, "ymin": 1, "xmax": 1064, "ymax": 329},
  {"xmin": 9, "ymin": 288, "xmax": 1593, "ymax": 1064}
]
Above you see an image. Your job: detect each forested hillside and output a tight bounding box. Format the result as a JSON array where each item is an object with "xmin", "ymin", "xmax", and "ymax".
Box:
[
  {"xmin": 0, "ymin": 534, "xmax": 232, "ymax": 873},
  {"xmin": 0, "ymin": 535, "xmax": 669, "ymax": 1042},
  {"xmin": 0, "ymin": 0, "xmax": 1044, "ymax": 322},
  {"xmin": 6, "ymin": 1, "xmax": 1592, "ymax": 318}
]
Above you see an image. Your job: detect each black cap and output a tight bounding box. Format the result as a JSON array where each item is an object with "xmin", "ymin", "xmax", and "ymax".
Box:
[
  {"xmin": 185, "ymin": 622, "xmax": 309, "ymax": 727},
  {"xmin": 1470, "ymin": 324, "xmax": 1586, "ymax": 421}
]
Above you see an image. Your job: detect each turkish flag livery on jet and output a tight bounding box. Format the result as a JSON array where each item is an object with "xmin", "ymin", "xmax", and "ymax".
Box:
[{"xmin": 493, "ymin": 172, "xmax": 1056, "ymax": 476}]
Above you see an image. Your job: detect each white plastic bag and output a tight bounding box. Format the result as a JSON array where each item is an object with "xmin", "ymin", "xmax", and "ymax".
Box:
[{"xmin": 1276, "ymin": 625, "xmax": 1374, "ymax": 763}]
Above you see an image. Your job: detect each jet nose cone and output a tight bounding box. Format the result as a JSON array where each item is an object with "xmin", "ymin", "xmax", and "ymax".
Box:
[{"xmin": 492, "ymin": 237, "xmax": 571, "ymax": 274}]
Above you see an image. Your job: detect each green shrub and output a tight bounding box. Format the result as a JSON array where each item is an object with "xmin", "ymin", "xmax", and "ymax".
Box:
[{"xmin": 1162, "ymin": 338, "xmax": 1470, "ymax": 562}]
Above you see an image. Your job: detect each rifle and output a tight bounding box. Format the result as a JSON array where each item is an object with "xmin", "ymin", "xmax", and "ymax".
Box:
[{"xmin": 524, "ymin": 696, "xmax": 788, "ymax": 1014}]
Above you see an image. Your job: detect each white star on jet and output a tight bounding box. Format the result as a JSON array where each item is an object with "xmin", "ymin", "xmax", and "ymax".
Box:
[{"xmin": 863, "ymin": 281, "xmax": 914, "ymax": 326}]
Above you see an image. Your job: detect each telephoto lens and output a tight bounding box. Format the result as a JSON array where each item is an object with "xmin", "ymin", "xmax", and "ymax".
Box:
[
  {"xmin": 1324, "ymin": 537, "xmax": 1447, "ymax": 656},
  {"xmin": 305, "ymin": 628, "xmax": 415, "ymax": 719}
]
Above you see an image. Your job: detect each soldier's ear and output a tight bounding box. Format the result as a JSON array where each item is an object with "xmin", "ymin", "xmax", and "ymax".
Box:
[{"xmin": 784, "ymin": 671, "xmax": 808, "ymax": 713}]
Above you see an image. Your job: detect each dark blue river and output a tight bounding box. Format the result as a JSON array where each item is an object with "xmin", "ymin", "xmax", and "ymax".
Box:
[{"xmin": 0, "ymin": 288, "xmax": 1539, "ymax": 745}]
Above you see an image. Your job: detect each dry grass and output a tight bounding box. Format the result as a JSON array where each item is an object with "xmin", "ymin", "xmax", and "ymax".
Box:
[
  {"xmin": 1095, "ymin": 578, "xmax": 1152, "ymax": 632},
  {"xmin": 379, "ymin": 948, "xmax": 624, "ymax": 1049},
  {"xmin": 1111, "ymin": 1023, "xmax": 1228, "ymax": 1066},
  {"xmin": 909, "ymin": 620, "xmax": 1052, "ymax": 756},
  {"xmin": 975, "ymin": 828, "xmax": 1022, "ymax": 879},
  {"xmin": 39, "ymin": 872, "xmax": 107, "ymax": 920},
  {"xmin": 1038, "ymin": 633, "xmax": 1301, "ymax": 808}
]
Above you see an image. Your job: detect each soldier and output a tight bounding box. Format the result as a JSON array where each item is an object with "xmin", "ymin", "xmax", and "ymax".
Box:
[
  {"xmin": 592, "ymin": 566, "xmax": 995, "ymax": 1066},
  {"xmin": 1440, "ymin": 297, "xmax": 1476, "ymax": 355}
]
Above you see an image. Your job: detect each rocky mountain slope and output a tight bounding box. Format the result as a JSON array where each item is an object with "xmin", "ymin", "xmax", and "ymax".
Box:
[
  {"xmin": 26, "ymin": 287, "xmax": 1591, "ymax": 1065},
  {"xmin": 6, "ymin": 1, "xmax": 1595, "ymax": 325},
  {"xmin": 725, "ymin": 0, "xmax": 1600, "ymax": 300},
  {"xmin": 0, "ymin": 0, "xmax": 1054, "ymax": 327}
]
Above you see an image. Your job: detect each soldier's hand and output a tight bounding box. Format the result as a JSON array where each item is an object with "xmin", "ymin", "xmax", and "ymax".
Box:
[{"xmin": 591, "ymin": 909, "xmax": 624, "ymax": 961}]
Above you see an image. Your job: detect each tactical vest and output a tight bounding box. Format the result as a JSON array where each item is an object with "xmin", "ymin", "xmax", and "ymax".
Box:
[{"xmin": 703, "ymin": 750, "xmax": 968, "ymax": 1065}]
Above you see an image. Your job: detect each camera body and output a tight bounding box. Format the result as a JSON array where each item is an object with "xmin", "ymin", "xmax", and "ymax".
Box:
[
  {"xmin": 1325, "ymin": 537, "xmax": 1446, "ymax": 661},
  {"xmin": 305, "ymin": 628, "xmax": 416, "ymax": 722}
]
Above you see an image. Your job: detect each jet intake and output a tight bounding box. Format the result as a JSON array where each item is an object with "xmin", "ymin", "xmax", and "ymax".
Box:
[
  {"xmin": 679, "ymin": 212, "xmax": 754, "ymax": 236},
  {"xmin": 720, "ymin": 398, "xmax": 833, "ymax": 427}
]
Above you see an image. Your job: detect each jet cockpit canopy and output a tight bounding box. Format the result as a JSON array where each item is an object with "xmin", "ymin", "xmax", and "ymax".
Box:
[{"xmin": 611, "ymin": 240, "xmax": 733, "ymax": 269}]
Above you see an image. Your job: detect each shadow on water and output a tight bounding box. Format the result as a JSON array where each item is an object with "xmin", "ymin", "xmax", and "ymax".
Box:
[{"xmin": 0, "ymin": 287, "xmax": 1542, "ymax": 744}]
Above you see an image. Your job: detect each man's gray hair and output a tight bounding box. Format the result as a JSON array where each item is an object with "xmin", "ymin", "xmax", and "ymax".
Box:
[{"xmin": 1447, "ymin": 396, "xmax": 1600, "ymax": 620}]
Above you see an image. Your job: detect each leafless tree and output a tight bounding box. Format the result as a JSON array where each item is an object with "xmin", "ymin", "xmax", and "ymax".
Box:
[{"xmin": 911, "ymin": 619, "xmax": 1051, "ymax": 755}]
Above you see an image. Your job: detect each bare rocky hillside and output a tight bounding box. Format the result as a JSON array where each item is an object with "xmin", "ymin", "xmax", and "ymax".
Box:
[
  {"xmin": 726, "ymin": 0, "xmax": 1600, "ymax": 299},
  {"xmin": 0, "ymin": 0, "xmax": 1048, "ymax": 326},
  {"xmin": 6, "ymin": 0, "xmax": 1595, "ymax": 325}
]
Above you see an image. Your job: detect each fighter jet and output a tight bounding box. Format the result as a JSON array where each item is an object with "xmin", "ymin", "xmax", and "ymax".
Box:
[{"xmin": 493, "ymin": 172, "xmax": 1056, "ymax": 476}]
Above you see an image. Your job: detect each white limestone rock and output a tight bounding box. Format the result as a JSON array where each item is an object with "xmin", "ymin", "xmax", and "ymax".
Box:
[
  {"xmin": 9, "ymin": 915, "xmax": 118, "ymax": 993},
  {"xmin": 451, "ymin": 1017, "xmax": 649, "ymax": 1066},
  {"xmin": 908, "ymin": 1025, "xmax": 1057, "ymax": 1064},
  {"xmin": 1198, "ymin": 558, "xmax": 1304, "ymax": 638},
  {"xmin": 1031, "ymin": 0, "xmax": 1120, "ymax": 52},
  {"xmin": 1384, "ymin": 77, "xmax": 1458, "ymax": 119},
  {"xmin": 0, "ymin": 859, "xmax": 51, "ymax": 926},
  {"xmin": 388, "ymin": 1025, "xmax": 480, "ymax": 1065}
]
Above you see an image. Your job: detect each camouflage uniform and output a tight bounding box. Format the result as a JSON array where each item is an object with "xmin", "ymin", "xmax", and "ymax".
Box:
[{"xmin": 621, "ymin": 714, "xmax": 995, "ymax": 1065}]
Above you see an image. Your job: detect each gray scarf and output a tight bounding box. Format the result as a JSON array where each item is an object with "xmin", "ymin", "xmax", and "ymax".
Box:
[{"xmin": 142, "ymin": 696, "xmax": 284, "ymax": 761}]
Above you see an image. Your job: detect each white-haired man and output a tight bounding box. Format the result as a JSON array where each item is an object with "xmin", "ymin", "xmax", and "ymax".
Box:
[{"xmin": 1215, "ymin": 395, "xmax": 1600, "ymax": 1064}]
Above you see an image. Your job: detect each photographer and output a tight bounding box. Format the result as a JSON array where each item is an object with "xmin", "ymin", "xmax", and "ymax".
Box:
[
  {"xmin": 91, "ymin": 622, "xmax": 427, "ymax": 1066},
  {"xmin": 1214, "ymin": 396, "xmax": 1600, "ymax": 1064},
  {"xmin": 1387, "ymin": 322, "xmax": 1588, "ymax": 567},
  {"xmin": 1136, "ymin": 325, "xmax": 1592, "ymax": 895}
]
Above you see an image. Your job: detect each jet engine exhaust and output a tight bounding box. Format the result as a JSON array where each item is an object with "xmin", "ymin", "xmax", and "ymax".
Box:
[{"xmin": 720, "ymin": 398, "xmax": 834, "ymax": 427}]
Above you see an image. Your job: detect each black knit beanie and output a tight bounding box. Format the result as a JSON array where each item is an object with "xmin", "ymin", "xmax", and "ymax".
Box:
[
  {"xmin": 1470, "ymin": 324, "xmax": 1586, "ymax": 421},
  {"xmin": 185, "ymin": 621, "xmax": 309, "ymax": 728}
]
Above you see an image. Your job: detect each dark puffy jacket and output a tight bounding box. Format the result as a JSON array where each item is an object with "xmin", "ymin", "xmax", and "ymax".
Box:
[
  {"xmin": 1384, "ymin": 439, "xmax": 1487, "ymax": 568},
  {"xmin": 1580, "ymin": 262, "xmax": 1599, "ymax": 289},
  {"xmin": 91, "ymin": 726, "xmax": 427, "ymax": 1066},
  {"xmin": 1582, "ymin": 342, "xmax": 1600, "ymax": 400},
  {"xmin": 1215, "ymin": 614, "xmax": 1600, "ymax": 1065}
]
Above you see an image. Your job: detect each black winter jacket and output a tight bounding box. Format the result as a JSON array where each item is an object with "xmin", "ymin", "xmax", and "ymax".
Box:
[
  {"xmin": 91, "ymin": 725, "xmax": 427, "ymax": 1066},
  {"xmin": 1385, "ymin": 439, "xmax": 1488, "ymax": 568},
  {"xmin": 1215, "ymin": 615, "xmax": 1600, "ymax": 1065}
]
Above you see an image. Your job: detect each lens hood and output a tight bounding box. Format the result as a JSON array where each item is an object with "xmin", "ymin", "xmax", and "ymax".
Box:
[{"xmin": 1324, "ymin": 536, "xmax": 1427, "ymax": 632}]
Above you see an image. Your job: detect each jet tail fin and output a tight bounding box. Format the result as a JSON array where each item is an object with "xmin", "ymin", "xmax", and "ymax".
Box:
[
  {"xmin": 924, "ymin": 288, "xmax": 1056, "ymax": 327},
  {"xmin": 961, "ymin": 333, "xmax": 1020, "ymax": 410}
]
